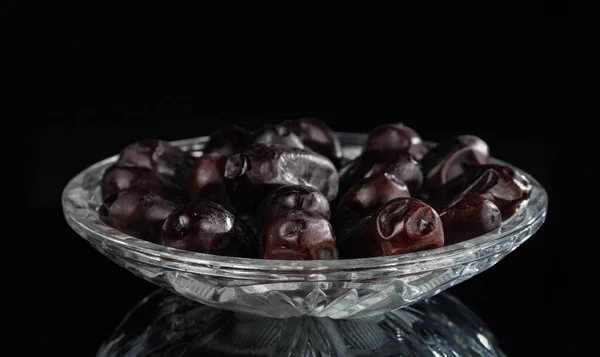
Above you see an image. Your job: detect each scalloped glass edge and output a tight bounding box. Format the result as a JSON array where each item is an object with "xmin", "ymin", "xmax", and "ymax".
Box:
[{"xmin": 62, "ymin": 132, "xmax": 547, "ymax": 279}]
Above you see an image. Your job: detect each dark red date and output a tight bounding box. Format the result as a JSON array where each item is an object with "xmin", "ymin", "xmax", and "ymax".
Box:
[
  {"xmin": 334, "ymin": 173, "xmax": 410, "ymax": 234},
  {"xmin": 159, "ymin": 201, "xmax": 256, "ymax": 257},
  {"xmin": 283, "ymin": 118, "xmax": 343, "ymax": 167},
  {"xmin": 187, "ymin": 153, "xmax": 231, "ymax": 208},
  {"xmin": 338, "ymin": 198, "xmax": 444, "ymax": 258},
  {"xmin": 420, "ymin": 135, "xmax": 489, "ymax": 190},
  {"xmin": 248, "ymin": 124, "xmax": 304, "ymax": 149},
  {"xmin": 364, "ymin": 123, "xmax": 422, "ymax": 153},
  {"xmin": 262, "ymin": 185, "xmax": 331, "ymax": 221},
  {"xmin": 101, "ymin": 165, "xmax": 167, "ymax": 202},
  {"xmin": 439, "ymin": 193, "xmax": 501, "ymax": 245},
  {"xmin": 261, "ymin": 210, "xmax": 339, "ymax": 260},
  {"xmin": 117, "ymin": 138, "xmax": 193, "ymax": 188},
  {"xmin": 224, "ymin": 144, "xmax": 339, "ymax": 210},
  {"xmin": 99, "ymin": 188, "xmax": 177, "ymax": 242},
  {"xmin": 203, "ymin": 125, "xmax": 250, "ymax": 157},
  {"xmin": 433, "ymin": 164, "xmax": 532, "ymax": 219},
  {"xmin": 338, "ymin": 150, "xmax": 423, "ymax": 195}
]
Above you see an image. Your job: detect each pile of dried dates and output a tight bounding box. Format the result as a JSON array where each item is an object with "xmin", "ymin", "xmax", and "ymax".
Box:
[{"xmin": 98, "ymin": 119, "xmax": 532, "ymax": 260}]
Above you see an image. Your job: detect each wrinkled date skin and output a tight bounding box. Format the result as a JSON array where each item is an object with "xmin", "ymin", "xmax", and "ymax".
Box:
[
  {"xmin": 203, "ymin": 125, "xmax": 251, "ymax": 157},
  {"xmin": 334, "ymin": 173, "xmax": 411, "ymax": 234},
  {"xmin": 338, "ymin": 198, "xmax": 444, "ymax": 258},
  {"xmin": 364, "ymin": 123, "xmax": 422, "ymax": 153},
  {"xmin": 420, "ymin": 135, "xmax": 490, "ymax": 190},
  {"xmin": 224, "ymin": 144, "xmax": 339, "ymax": 210},
  {"xmin": 101, "ymin": 165, "xmax": 169, "ymax": 202},
  {"xmin": 187, "ymin": 153, "xmax": 231, "ymax": 208},
  {"xmin": 432, "ymin": 164, "xmax": 532, "ymax": 219},
  {"xmin": 338, "ymin": 150, "xmax": 423, "ymax": 196},
  {"xmin": 99, "ymin": 188, "xmax": 177, "ymax": 242},
  {"xmin": 159, "ymin": 201, "xmax": 256, "ymax": 257},
  {"xmin": 439, "ymin": 193, "xmax": 501, "ymax": 245},
  {"xmin": 261, "ymin": 210, "xmax": 339, "ymax": 260},
  {"xmin": 283, "ymin": 118, "xmax": 343, "ymax": 167},
  {"xmin": 117, "ymin": 138, "xmax": 193, "ymax": 188},
  {"xmin": 262, "ymin": 185, "xmax": 331, "ymax": 221},
  {"xmin": 248, "ymin": 124, "xmax": 305, "ymax": 149}
]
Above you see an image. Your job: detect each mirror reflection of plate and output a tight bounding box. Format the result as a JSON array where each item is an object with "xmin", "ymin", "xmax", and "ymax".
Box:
[{"xmin": 97, "ymin": 289, "xmax": 507, "ymax": 357}]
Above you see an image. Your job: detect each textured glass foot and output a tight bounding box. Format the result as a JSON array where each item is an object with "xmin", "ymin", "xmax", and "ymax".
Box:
[{"xmin": 97, "ymin": 289, "xmax": 507, "ymax": 357}]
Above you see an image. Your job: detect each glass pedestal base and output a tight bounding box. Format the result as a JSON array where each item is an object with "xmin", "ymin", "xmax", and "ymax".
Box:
[{"xmin": 98, "ymin": 289, "xmax": 507, "ymax": 357}]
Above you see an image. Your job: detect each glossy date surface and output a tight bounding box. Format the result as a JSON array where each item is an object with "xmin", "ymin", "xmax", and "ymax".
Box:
[
  {"xmin": 261, "ymin": 185, "xmax": 331, "ymax": 221},
  {"xmin": 364, "ymin": 123, "xmax": 422, "ymax": 153},
  {"xmin": 283, "ymin": 118, "xmax": 343, "ymax": 166},
  {"xmin": 203, "ymin": 125, "xmax": 250, "ymax": 157},
  {"xmin": 186, "ymin": 153, "xmax": 230, "ymax": 208},
  {"xmin": 224, "ymin": 144, "xmax": 339, "ymax": 209},
  {"xmin": 420, "ymin": 135, "xmax": 490, "ymax": 189},
  {"xmin": 159, "ymin": 201, "xmax": 256, "ymax": 257},
  {"xmin": 439, "ymin": 193, "xmax": 501, "ymax": 245},
  {"xmin": 117, "ymin": 138, "xmax": 193, "ymax": 187},
  {"xmin": 248, "ymin": 124, "xmax": 305, "ymax": 149},
  {"xmin": 261, "ymin": 210, "xmax": 339, "ymax": 260},
  {"xmin": 338, "ymin": 150, "xmax": 423, "ymax": 195},
  {"xmin": 432, "ymin": 164, "xmax": 532, "ymax": 219},
  {"xmin": 99, "ymin": 188, "xmax": 177, "ymax": 242},
  {"xmin": 334, "ymin": 173, "xmax": 410, "ymax": 234},
  {"xmin": 101, "ymin": 165, "xmax": 168, "ymax": 202},
  {"xmin": 338, "ymin": 198, "xmax": 444, "ymax": 258}
]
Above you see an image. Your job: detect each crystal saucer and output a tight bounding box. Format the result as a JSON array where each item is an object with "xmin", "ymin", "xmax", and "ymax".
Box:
[{"xmin": 62, "ymin": 132, "xmax": 547, "ymax": 320}]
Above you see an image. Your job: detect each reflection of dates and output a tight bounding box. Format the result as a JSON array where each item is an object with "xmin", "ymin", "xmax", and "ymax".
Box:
[
  {"xmin": 99, "ymin": 188, "xmax": 177, "ymax": 243},
  {"xmin": 248, "ymin": 124, "xmax": 304, "ymax": 149},
  {"xmin": 203, "ymin": 125, "xmax": 250, "ymax": 158},
  {"xmin": 433, "ymin": 164, "xmax": 532, "ymax": 219},
  {"xmin": 283, "ymin": 118, "xmax": 343, "ymax": 167},
  {"xmin": 262, "ymin": 185, "xmax": 331, "ymax": 221},
  {"xmin": 187, "ymin": 153, "xmax": 231, "ymax": 209},
  {"xmin": 261, "ymin": 210, "xmax": 339, "ymax": 260},
  {"xmin": 159, "ymin": 201, "xmax": 256, "ymax": 257},
  {"xmin": 439, "ymin": 193, "xmax": 501, "ymax": 245},
  {"xmin": 364, "ymin": 123, "xmax": 422, "ymax": 153},
  {"xmin": 338, "ymin": 198, "xmax": 444, "ymax": 258},
  {"xmin": 338, "ymin": 150, "xmax": 423, "ymax": 195},
  {"xmin": 334, "ymin": 173, "xmax": 410, "ymax": 235},
  {"xmin": 420, "ymin": 135, "xmax": 489, "ymax": 189},
  {"xmin": 224, "ymin": 144, "xmax": 339, "ymax": 210}
]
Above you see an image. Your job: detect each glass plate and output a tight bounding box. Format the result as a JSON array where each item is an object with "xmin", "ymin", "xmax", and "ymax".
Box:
[{"xmin": 62, "ymin": 132, "xmax": 547, "ymax": 319}]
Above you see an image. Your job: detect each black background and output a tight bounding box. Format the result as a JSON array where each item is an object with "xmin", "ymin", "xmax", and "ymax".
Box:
[{"xmin": 17, "ymin": 2, "xmax": 582, "ymax": 356}]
